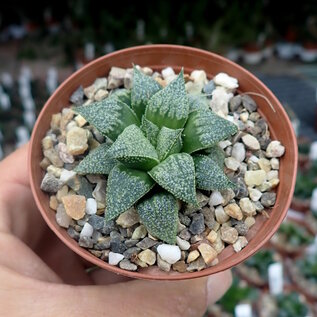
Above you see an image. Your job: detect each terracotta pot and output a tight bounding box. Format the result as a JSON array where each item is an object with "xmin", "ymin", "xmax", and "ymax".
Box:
[{"xmin": 28, "ymin": 45, "xmax": 298, "ymax": 280}]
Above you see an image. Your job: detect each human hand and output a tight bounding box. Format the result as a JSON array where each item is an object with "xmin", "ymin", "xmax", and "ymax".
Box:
[{"xmin": 0, "ymin": 144, "xmax": 232, "ymax": 317}]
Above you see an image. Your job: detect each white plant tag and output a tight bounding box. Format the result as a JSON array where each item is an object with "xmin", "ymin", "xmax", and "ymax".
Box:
[
  {"xmin": 268, "ymin": 262, "xmax": 283, "ymax": 295},
  {"xmin": 235, "ymin": 303, "xmax": 252, "ymax": 317}
]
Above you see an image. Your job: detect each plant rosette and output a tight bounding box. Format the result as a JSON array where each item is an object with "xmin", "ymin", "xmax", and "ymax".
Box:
[
  {"xmin": 29, "ymin": 45, "xmax": 297, "ymax": 280},
  {"xmin": 235, "ymin": 249, "xmax": 281, "ymax": 287},
  {"xmin": 270, "ymin": 219, "xmax": 314, "ymax": 257}
]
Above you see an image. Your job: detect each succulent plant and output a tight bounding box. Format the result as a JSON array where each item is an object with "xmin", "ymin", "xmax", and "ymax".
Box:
[{"xmin": 74, "ymin": 66, "xmax": 237, "ymax": 244}]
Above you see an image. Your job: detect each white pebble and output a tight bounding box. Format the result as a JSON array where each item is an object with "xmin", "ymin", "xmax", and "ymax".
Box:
[
  {"xmin": 190, "ymin": 70, "xmax": 207, "ymax": 84},
  {"xmin": 176, "ymin": 236, "xmax": 190, "ymax": 250},
  {"xmin": 161, "ymin": 67, "xmax": 175, "ymax": 79},
  {"xmin": 266, "ymin": 141, "xmax": 285, "ymax": 158},
  {"xmin": 60, "ymin": 169, "xmax": 76, "ymax": 184},
  {"xmin": 157, "ymin": 244, "xmax": 181, "ymax": 264},
  {"xmin": 86, "ymin": 198, "xmax": 97, "ymax": 215},
  {"xmin": 209, "ymin": 191, "xmax": 224, "ymax": 206},
  {"xmin": 231, "ymin": 142, "xmax": 246, "ymax": 162},
  {"xmin": 80, "ymin": 223, "xmax": 94, "ymax": 238},
  {"xmin": 225, "ymin": 157, "xmax": 240, "ymax": 171},
  {"xmin": 210, "ymin": 87, "xmax": 233, "ymax": 116},
  {"xmin": 213, "ymin": 72, "xmax": 239, "ymax": 90},
  {"xmin": 108, "ymin": 252, "xmax": 124, "ymax": 265}
]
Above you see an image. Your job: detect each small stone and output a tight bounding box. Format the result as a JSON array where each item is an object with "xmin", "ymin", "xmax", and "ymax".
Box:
[
  {"xmin": 261, "ymin": 192, "xmax": 276, "ymax": 207},
  {"xmin": 56, "ymin": 185, "xmax": 69, "ymax": 202},
  {"xmin": 267, "ymin": 170, "xmax": 278, "ymax": 181},
  {"xmin": 110, "ymin": 239, "xmax": 127, "ymax": 254},
  {"xmin": 233, "ymin": 236, "xmax": 248, "ymax": 252},
  {"xmin": 184, "ymin": 191, "xmax": 209, "ymax": 215},
  {"xmin": 201, "ymin": 207, "xmax": 216, "ymax": 229},
  {"xmin": 80, "ymin": 222, "xmax": 94, "ymax": 238},
  {"xmin": 108, "ymin": 252, "xmax": 124, "ymax": 265},
  {"xmin": 56, "ymin": 204, "xmax": 71, "ymax": 228},
  {"xmin": 41, "ymin": 173, "xmax": 61, "ymax": 193},
  {"xmin": 245, "ymin": 216, "xmax": 256, "ymax": 228},
  {"xmin": 187, "ymin": 256, "xmax": 206, "ymax": 272},
  {"xmin": 249, "ymin": 188, "xmax": 262, "ymax": 201},
  {"xmin": 42, "ymin": 136, "xmax": 54, "ymax": 150},
  {"xmin": 40, "ymin": 157, "xmax": 51, "ymax": 170},
  {"xmin": 59, "ymin": 169, "xmax": 76, "ymax": 184},
  {"xmin": 100, "ymin": 220, "xmax": 116, "ymax": 235},
  {"xmin": 124, "ymin": 239, "xmax": 139, "ymax": 248},
  {"xmin": 119, "ymin": 259, "xmax": 137, "ymax": 271},
  {"xmin": 47, "ymin": 165, "xmax": 63, "ymax": 178},
  {"xmin": 234, "ymin": 177, "xmax": 249, "ymax": 199},
  {"xmin": 44, "ymin": 148, "xmax": 64, "ymax": 167},
  {"xmin": 136, "ymin": 237, "xmax": 157, "ymax": 250},
  {"xmin": 70, "ymin": 86, "xmax": 84, "ymax": 105},
  {"xmin": 187, "ymin": 250, "xmax": 200, "ymax": 263},
  {"xmin": 209, "ymin": 191, "xmax": 224, "ymax": 206},
  {"xmin": 62, "ymin": 195, "xmax": 86, "ymax": 220},
  {"xmin": 74, "ymin": 115, "xmax": 87, "ymax": 127},
  {"xmin": 79, "ymin": 236, "xmax": 93, "ymax": 248},
  {"xmin": 49, "ymin": 195, "xmax": 58, "ymax": 210},
  {"xmin": 220, "ymin": 226, "xmax": 238, "ymax": 244},
  {"xmin": 210, "ymin": 232, "xmax": 225, "ymax": 254},
  {"xmin": 57, "ymin": 142, "xmax": 75, "ymax": 164},
  {"xmin": 123, "ymin": 247, "xmax": 141, "ymax": 259},
  {"xmin": 213, "ymin": 72, "xmax": 238, "ymax": 90},
  {"xmin": 86, "ymin": 198, "xmax": 97, "ymax": 215},
  {"xmin": 224, "ymin": 203, "xmax": 243, "ymax": 220},
  {"xmin": 172, "ymin": 260, "xmax": 188, "ymax": 273},
  {"xmin": 231, "ymin": 143, "xmax": 246, "ymax": 162},
  {"xmin": 225, "ymin": 157, "xmax": 240, "ymax": 171},
  {"xmin": 257, "ymin": 181, "xmax": 272, "ymax": 192},
  {"xmin": 229, "ymin": 95, "xmax": 242, "ymax": 112},
  {"xmin": 234, "ymin": 222, "xmax": 249, "ymax": 236},
  {"xmin": 270, "ymin": 158, "xmax": 280, "ymax": 170},
  {"xmin": 178, "ymin": 229, "xmax": 191, "ymax": 241},
  {"xmin": 138, "ymin": 249, "xmax": 156, "ymax": 265},
  {"xmin": 240, "ymin": 112, "xmax": 249, "ymax": 123},
  {"xmin": 191, "ymin": 234, "xmax": 204, "ymax": 244},
  {"xmin": 244, "ymin": 170, "xmax": 266, "ymax": 186},
  {"xmin": 116, "ymin": 208, "xmax": 140, "ymax": 228},
  {"xmin": 179, "ymin": 212, "xmax": 191, "ymax": 226},
  {"xmin": 203, "ymin": 80, "xmax": 215, "ymax": 95},
  {"xmin": 83, "ymin": 84, "xmax": 95, "ymax": 99},
  {"xmin": 266, "ymin": 141, "xmax": 285, "ymax": 158},
  {"xmin": 157, "ymin": 244, "xmax": 181, "ymax": 264},
  {"xmin": 66, "ymin": 127, "xmax": 88, "ymax": 155},
  {"xmin": 258, "ymin": 158, "xmax": 271, "ymax": 173},
  {"xmin": 68, "ymin": 176, "xmax": 93, "ymax": 198},
  {"xmin": 239, "ymin": 198, "xmax": 256, "ymax": 216},
  {"xmin": 157, "ymin": 254, "xmax": 171, "ymax": 272},
  {"xmin": 50, "ymin": 113, "xmax": 61, "ymax": 129},
  {"xmin": 269, "ymin": 178, "xmax": 280, "ymax": 189},
  {"xmin": 93, "ymin": 180, "xmax": 107, "ymax": 205},
  {"xmin": 93, "ymin": 77, "xmax": 108, "ymax": 91},
  {"xmin": 210, "ymin": 87, "xmax": 233, "ymax": 116},
  {"xmin": 189, "ymin": 213, "xmax": 205, "ymax": 235},
  {"xmin": 88, "ymin": 214, "xmax": 105, "ymax": 230},
  {"xmin": 253, "ymin": 201, "xmax": 264, "ymax": 212},
  {"xmin": 241, "ymin": 95, "xmax": 257, "ymax": 112},
  {"xmin": 108, "ymin": 67, "xmax": 126, "ymax": 89},
  {"xmin": 220, "ymin": 189, "xmax": 236, "ymax": 205},
  {"xmin": 198, "ymin": 243, "xmax": 218, "ymax": 265},
  {"xmin": 207, "ymin": 230, "xmax": 218, "ymax": 243},
  {"xmin": 94, "ymin": 236, "xmax": 111, "ymax": 250},
  {"xmin": 215, "ymin": 205, "xmax": 230, "ymax": 224},
  {"xmin": 176, "ymin": 236, "xmax": 190, "ymax": 250},
  {"xmin": 67, "ymin": 227, "xmax": 80, "ymax": 240},
  {"xmin": 94, "ymin": 89, "xmax": 108, "ymax": 101},
  {"xmin": 242, "ymin": 134, "xmax": 260, "ymax": 151},
  {"xmin": 162, "ymin": 67, "xmax": 175, "ymax": 79},
  {"xmin": 131, "ymin": 225, "xmax": 147, "ymax": 240},
  {"xmin": 191, "ymin": 70, "xmax": 207, "ymax": 85}
]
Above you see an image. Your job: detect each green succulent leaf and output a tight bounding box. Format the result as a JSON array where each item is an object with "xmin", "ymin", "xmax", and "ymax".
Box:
[
  {"xmin": 205, "ymin": 145, "xmax": 226, "ymax": 167},
  {"xmin": 106, "ymin": 164, "xmax": 155, "ymax": 221},
  {"xmin": 137, "ymin": 192, "xmax": 178, "ymax": 244},
  {"xmin": 111, "ymin": 88, "xmax": 131, "ymax": 107},
  {"xmin": 156, "ymin": 127, "xmax": 183, "ymax": 161},
  {"xmin": 131, "ymin": 66, "xmax": 162, "ymax": 120},
  {"xmin": 107, "ymin": 124, "xmax": 159, "ymax": 171},
  {"xmin": 145, "ymin": 69, "xmax": 189, "ymax": 129},
  {"xmin": 140, "ymin": 117, "xmax": 160, "ymax": 147},
  {"xmin": 188, "ymin": 94, "xmax": 209, "ymax": 113},
  {"xmin": 182, "ymin": 110, "xmax": 238, "ymax": 153},
  {"xmin": 193, "ymin": 154, "xmax": 236, "ymax": 191},
  {"xmin": 75, "ymin": 98, "xmax": 140, "ymax": 141},
  {"xmin": 74, "ymin": 143, "xmax": 117, "ymax": 175},
  {"xmin": 148, "ymin": 153, "xmax": 197, "ymax": 205}
]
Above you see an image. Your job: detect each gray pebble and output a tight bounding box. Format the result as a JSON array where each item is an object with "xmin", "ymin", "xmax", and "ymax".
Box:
[
  {"xmin": 67, "ymin": 227, "xmax": 80, "ymax": 241},
  {"xmin": 110, "ymin": 239, "xmax": 127, "ymax": 253},
  {"xmin": 203, "ymin": 80, "xmax": 215, "ymax": 96},
  {"xmin": 123, "ymin": 247, "xmax": 141, "ymax": 259},
  {"xmin": 136, "ymin": 237, "xmax": 158, "ymax": 250},
  {"xmin": 79, "ymin": 236, "xmax": 93, "ymax": 248},
  {"xmin": 119, "ymin": 259, "xmax": 138, "ymax": 271},
  {"xmin": 234, "ymin": 222, "xmax": 249, "ymax": 236},
  {"xmin": 254, "ymin": 201, "xmax": 264, "ymax": 211},
  {"xmin": 261, "ymin": 192, "xmax": 276, "ymax": 207},
  {"xmin": 229, "ymin": 95, "xmax": 242, "ymax": 112},
  {"xmin": 189, "ymin": 213, "xmax": 205, "ymax": 235},
  {"xmin": 242, "ymin": 95, "xmax": 257, "ymax": 112},
  {"xmin": 94, "ymin": 236, "xmax": 111, "ymax": 250},
  {"xmin": 178, "ymin": 212, "xmax": 191, "ymax": 226},
  {"xmin": 88, "ymin": 215, "xmax": 105, "ymax": 231},
  {"xmin": 40, "ymin": 173, "xmax": 61, "ymax": 193},
  {"xmin": 125, "ymin": 239, "xmax": 139, "ymax": 248},
  {"xmin": 178, "ymin": 228, "xmax": 191, "ymax": 241},
  {"xmin": 101, "ymin": 220, "xmax": 117, "ymax": 235},
  {"xmin": 233, "ymin": 177, "xmax": 248, "ymax": 199},
  {"xmin": 70, "ymin": 85, "xmax": 84, "ymax": 105},
  {"xmin": 201, "ymin": 207, "xmax": 216, "ymax": 230},
  {"xmin": 110, "ymin": 230, "xmax": 123, "ymax": 241}
]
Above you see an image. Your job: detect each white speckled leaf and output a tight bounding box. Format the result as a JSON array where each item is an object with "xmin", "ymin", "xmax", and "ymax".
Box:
[
  {"xmin": 156, "ymin": 126, "xmax": 183, "ymax": 161},
  {"xmin": 111, "ymin": 88, "xmax": 131, "ymax": 107},
  {"xmin": 74, "ymin": 98, "xmax": 140, "ymax": 141},
  {"xmin": 193, "ymin": 154, "xmax": 236, "ymax": 190},
  {"xmin": 131, "ymin": 66, "xmax": 162, "ymax": 120},
  {"xmin": 148, "ymin": 153, "xmax": 197, "ymax": 205},
  {"xmin": 140, "ymin": 117, "xmax": 160, "ymax": 147},
  {"xmin": 145, "ymin": 69, "xmax": 189, "ymax": 129},
  {"xmin": 106, "ymin": 164, "xmax": 155, "ymax": 221},
  {"xmin": 107, "ymin": 124, "xmax": 159, "ymax": 171},
  {"xmin": 188, "ymin": 94, "xmax": 209, "ymax": 113},
  {"xmin": 74, "ymin": 143, "xmax": 117, "ymax": 175},
  {"xmin": 137, "ymin": 192, "xmax": 178, "ymax": 244},
  {"xmin": 205, "ymin": 145, "xmax": 225, "ymax": 167},
  {"xmin": 182, "ymin": 110, "xmax": 238, "ymax": 153}
]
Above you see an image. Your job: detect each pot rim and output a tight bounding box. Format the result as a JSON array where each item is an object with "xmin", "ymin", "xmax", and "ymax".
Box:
[{"xmin": 28, "ymin": 44, "xmax": 298, "ymax": 280}]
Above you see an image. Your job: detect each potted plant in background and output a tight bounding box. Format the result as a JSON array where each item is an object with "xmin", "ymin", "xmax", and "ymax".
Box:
[{"xmin": 28, "ymin": 45, "xmax": 297, "ymax": 280}]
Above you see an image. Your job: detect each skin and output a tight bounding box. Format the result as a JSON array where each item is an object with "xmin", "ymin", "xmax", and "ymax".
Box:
[{"xmin": 0, "ymin": 144, "xmax": 232, "ymax": 317}]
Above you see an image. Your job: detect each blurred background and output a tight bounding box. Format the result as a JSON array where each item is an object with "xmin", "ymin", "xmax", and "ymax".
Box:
[{"xmin": 1, "ymin": 1, "xmax": 317, "ymax": 316}]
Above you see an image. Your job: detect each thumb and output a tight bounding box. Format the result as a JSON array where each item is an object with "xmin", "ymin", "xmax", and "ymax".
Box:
[{"xmin": 53, "ymin": 270, "xmax": 232, "ymax": 317}]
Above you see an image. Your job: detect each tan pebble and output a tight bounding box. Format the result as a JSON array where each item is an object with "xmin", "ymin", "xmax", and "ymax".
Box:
[
  {"xmin": 198, "ymin": 243, "xmax": 217, "ymax": 265},
  {"xmin": 42, "ymin": 136, "xmax": 54, "ymax": 150},
  {"xmin": 210, "ymin": 258, "xmax": 219, "ymax": 266},
  {"xmin": 206, "ymin": 230, "xmax": 218, "ymax": 244},
  {"xmin": 56, "ymin": 185, "xmax": 69, "ymax": 202},
  {"xmin": 244, "ymin": 170, "xmax": 266, "ymax": 187},
  {"xmin": 242, "ymin": 134, "xmax": 260, "ymax": 150},
  {"xmin": 94, "ymin": 89, "xmax": 109, "ymax": 101},
  {"xmin": 138, "ymin": 249, "xmax": 156, "ymax": 266},
  {"xmin": 40, "ymin": 157, "xmax": 51, "ymax": 170},
  {"xmin": 224, "ymin": 203, "xmax": 243, "ymax": 220},
  {"xmin": 269, "ymin": 178, "xmax": 280, "ymax": 189},
  {"xmin": 50, "ymin": 113, "xmax": 61, "ymax": 129},
  {"xmin": 116, "ymin": 208, "xmax": 140, "ymax": 228},
  {"xmin": 44, "ymin": 149, "xmax": 64, "ymax": 167},
  {"xmin": 233, "ymin": 236, "xmax": 248, "ymax": 252},
  {"xmin": 66, "ymin": 127, "xmax": 88, "ymax": 155},
  {"xmin": 47, "ymin": 165, "xmax": 63, "ymax": 178},
  {"xmin": 49, "ymin": 196, "xmax": 58, "ymax": 210},
  {"xmin": 244, "ymin": 216, "xmax": 256, "ymax": 228},
  {"xmin": 172, "ymin": 260, "xmax": 187, "ymax": 273},
  {"xmin": 187, "ymin": 250, "xmax": 200, "ymax": 263},
  {"xmin": 270, "ymin": 158, "xmax": 279, "ymax": 170},
  {"xmin": 84, "ymin": 85, "xmax": 95, "ymax": 99},
  {"xmin": 89, "ymin": 139, "xmax": 100, "ymax": 150},
  {"xmin": 75, "ymin": 115, "xmax": 87, "ymax": 127},
  {"xmin": 258, "ymin": 158, "xmax": 271, "ymax": 172},
  {"xmin": 239, "ymin": 198, "xmax": 256, "ymax": 216},
  {"xmin": 62, "ymin": 195, "xmax": 86, "ymax": 220},
  {"xmin": 60, "ymin": 110, "xmax": 74, "ymax": 130},
  {"xmin": 220, "ymin": 226, "xmax": 238, "ymax": 244},
  {"xmin": 131, "ymin": 255, "xmax": 148, "ymax": 268},
  {"xmin": 155, "ymin": 77, "xmax": 167, "ymax": 87}
]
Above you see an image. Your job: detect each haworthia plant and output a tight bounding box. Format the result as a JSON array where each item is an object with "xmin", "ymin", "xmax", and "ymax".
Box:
[{"xmin": 73, "ymin": 66, "xmax": 238, "ymax": 244}]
